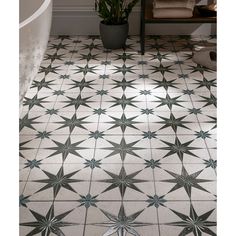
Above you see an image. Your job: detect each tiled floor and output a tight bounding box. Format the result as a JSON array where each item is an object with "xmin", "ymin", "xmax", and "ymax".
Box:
[{"xmin": 19, "ymin": 35, "xmax": 217, "ymax": 236}]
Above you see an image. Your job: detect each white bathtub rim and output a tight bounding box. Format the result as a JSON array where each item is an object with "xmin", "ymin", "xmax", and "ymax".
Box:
[{"xmin": 19, "ymin": 0, "xmax": 51, "ymax": 29}]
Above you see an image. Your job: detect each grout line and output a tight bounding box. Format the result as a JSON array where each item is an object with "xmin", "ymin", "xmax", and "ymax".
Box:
[
  {"xmin": 20, "ymin": 36, "xmax": 217, "ymax": 234},
  {"xmin": 142, "ymin": 37, "xmax": 161, "ymax": 236},
  {"xmin": 20, "ymin": 37, "xmax": 76, "ymax": 194},
  {"xmin": 172, "ymin": 37, "xmax": 217, "ymax": 176},
  {"xmin": 27, "ymin": 199, "xmax": 216, "ymax": 203},
  {"xmin": 81, "ymin": 36, "xmax": 107, "ymax": 236}
]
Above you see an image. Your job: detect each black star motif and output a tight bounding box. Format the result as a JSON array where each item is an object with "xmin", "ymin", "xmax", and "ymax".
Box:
[
  {"xmin": 195, "ymin": 130, "xmax": 211, "ymax": 139},
  {"xmin": 157, "ymin": 113, "xmax": 190, "ymax": 133},
  {"xmin": 138, "ymin": 60, "xmax": 148, "ymax": 65},
  {"xmin": 99, "ymin": 203, "xmax": 148, "ymax": 236},
  {"xmin": 19, "ymin": 114, "xmax": 39, "ymax": 131},
  {"xmin": 99, "ymin": 74, "xmax": 109, "ymax": 80},
  {"xmin": 104, "ymin": 137, "xmax": 143, "ymax": 161},
  {"xmin": 34, "ymin": 165, "xmax": 82, "ymax": 198},
  {"xmin": 155, "ymin": 94, "xmax": 184, "ymax": 110},
  {"xmin": 56, "ymin": 113, "xmax": 89, "ymax": 133},
  {"xmin": 36, "ymin": 131, "xmax": 51, "ymax": 139},
  {"xmin": 110, "ymin": 94, "xmax": 139, "ymax": 110},
  {"xmin": 44, "ymin": 52, "xmax": 65, "ymax": 62},
  {"xmin": 49, "ymin": 42, "xmax": 69, "ymax": 50},
  {"xmin": 140, "ymin": 90, "xmax": 151, "ymax": 95},
  {"xmin": 174, "ymin": 60, "xmax": 184, "ymax": 65},
  {"xmin": 47, "ymin": 136, "xmax": 85, "ymax": 161},
  {"xmin": 69, "ymin": 78, "xmax": 95, "ymax": 91},
  {"xmin": 188, "ymin": 108, "xmax": 202, "ymax": 115},
  {"xmin": 198, "ymin": 93, "xmax": 217, "ymax": 108},
  {"xmin": 194, "ymin": 77, "xmax": 216, "ymax": 90},
  {"xmin": 152, "ymin": 77, "xmax": 178, "ymax": 91},
  {"xmin": 149, "ymin": 52, "xmax": 170, "ymax": 62},
  {"xmin": 79, "ymin": 52, "xmax": 99, "ymax": 61},
  {"xmin": 24, "ymin": 159, "xmax": 42, "ymax": 169},
  {"xmin": 114, "ymin": 52, "xmax": 135, "ymax": 61},
  {"xmin": 178, "ymin": 74, "xmax": 189, "ymax": 80},
  {"xmin": 69, "ymin": 49, "xmax": 78, "ymax": 54},
  {"xmin": 53, "ymin": 90, "xmax": 65, "ymax": 96},
  {"xmin": 93, "ymin": 108, "xmax": 106, "ymax": 115},
  {"xmin": 183, "ymin": 89, "xmax": 195, "ymax": 95},
  {"xmin": 100, "ymin": 166, "xmax": 146, "ymax": 197},
  {"xmin": 63, "ymin": 94, "xmax": 93, "ymax": 110},
  {"xmin": 166, "ymin": 204, "xmax": 216, "ymax": 236},
  {"xmin": 96, "ymin": 89, "xmax": 108, "ymax": 96},
  {"xmin": 60, "ymin": 75, "xmax": 70, "ymax": 80},
  {"xmin": 39, "ymin": 64, "xmax": 61, "ymax": 75},
  {"xmin": 101, "ymin": 60, "xmax": 111, "ymax": 65},
  {"xmin": 146, "ymin": 194, "xmax": 166, "ymax": 208},
  {"xmin": 113, "ymin": 64, "xmax": 136, "ymax": 75},
  {"xmin": 108, "ymin": 113, "xmax": 139, "ymax": 132},
  {"xmin": 162, "ymin": 165, "xmax": 212, "ymax": 198},
  {"xmin": 150, "ymin": 64, "xmax": 174, "ymax": 75},
  {"xmin": 20, "ymin": 203, "xmax": 77, "ymax": 235},
  {"xmin": 84, "ymin": 158, "xmax": 101, "ymax": 169},
  {"xmin": 19, "ymin": 194, "xmax": 30, "ymax": 207},
  {"xmin": 111, "ymin": 77, "xmax": 136, "ymax": 91},
  {"xmin": 142, "ymin": 131, "xmax": 157, "ymax": 139},
  {"xmin": 141, "ymin": 108, "xmax": 154, "ymax": 115},
  {"xmin": 23, "ymin": 94, "xmax": 48, "ymax": 110},
  {"xmin": 189, "ymin": 64, "xmax": 213, "ymax": 74},
  {"xmin": 144, "ymin": 159, "xmax": 161, "ymax": 169},
  {"xmin": 160, "ymin": 137, "xmax": 199, "ymax": 162},
  {"xmin": 204, "ymin": 159, "xmax": 217, "ymax": 170},
  {"xmin": 45, "ymin": 108, "xmax": 58, "ymax": 115},
  {"xmin": 78, "ymin": 194, "xmax": 98, "ymax": 208},
  {"xmin": 73, "ymin": 65, "xmax": 98, "ymax": 75},
  {"xmin": 139, "ymin": 74, "xmax": 149, "ymax": 79},
  {"xmin": 64, "ymin": 61, "xmax": 74, "ymax": 66},
  {"xmin": 31, "ymin": 78, "xmax": 55, "ymax": 91},
  {"xmin": 89, "ymin": 130, "xmax": 104, "ymax": 139}
]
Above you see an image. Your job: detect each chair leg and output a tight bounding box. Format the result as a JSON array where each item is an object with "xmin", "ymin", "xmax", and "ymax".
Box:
[{"xmin": 140, "ymin": 0, "xmax": 145, "ymax": 55}]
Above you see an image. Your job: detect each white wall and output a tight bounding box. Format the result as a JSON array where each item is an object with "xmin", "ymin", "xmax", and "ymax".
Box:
[{"xmin": 51, "ymin": 0, "xmax": 216, "ymax": 35}]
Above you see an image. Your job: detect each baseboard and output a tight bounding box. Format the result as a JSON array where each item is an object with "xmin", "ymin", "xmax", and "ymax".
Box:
[{"xmin": 51, "ymin": 6, "xmax": 216, "ymax": 35}]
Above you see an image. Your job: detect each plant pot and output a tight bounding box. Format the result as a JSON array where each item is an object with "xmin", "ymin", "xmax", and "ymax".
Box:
[{"xmin": 99, "ymin": 21, "xmax": 129, "ymax": 49}]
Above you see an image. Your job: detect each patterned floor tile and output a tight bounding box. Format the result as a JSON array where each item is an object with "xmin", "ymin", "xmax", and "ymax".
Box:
[{"xmin": 19, "ymin": 35, "xmax": 216, "ymax": 236}]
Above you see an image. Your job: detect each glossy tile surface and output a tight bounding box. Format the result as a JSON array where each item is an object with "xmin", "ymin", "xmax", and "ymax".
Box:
[{"xmin": 20, "ymin": 35, "xmax": 217, "ymax": 236}]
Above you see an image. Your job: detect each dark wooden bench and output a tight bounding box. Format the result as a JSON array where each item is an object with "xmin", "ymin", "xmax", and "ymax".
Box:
[{"xmin": 140, "ymin": 0, "xmax": 217, "ymax": 54}]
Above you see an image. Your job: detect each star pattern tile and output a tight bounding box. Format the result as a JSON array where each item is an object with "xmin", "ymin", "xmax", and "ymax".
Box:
[
  {"xmin": 20, "ymin": 203, "xmax": 78, "ymax": 235},
  {"xmin": 107, "ymin": 113, "xmax": 140, "ymax": 133},
  {"xmin": 20, "ymin": 36, "xmax": 217, "ymax": 236},
  {"xmin": 161, "ymin": 165, "xmax": 213, "ymax": 198},
  {"xmin": 166, "ymin": 204, "xmax": 216, "ymax": 236},
  {"xmin": 103, "ymin": 137, "xmax": 143, "ymax": 161},
  {"xmin": 47, "ymin": 136, "xmax": 85, "ymax": 161},
  {"xmin": 97, "ymin": 204, "xmax": 151, "ymax": 236},
  {"xmin": 100, "ymin": 166, "xmax": 147, "ymax": 197},
  {"xmin": 157, "ymin": 113, "xmax": 190, "ymax": 133},
  {"xmin": 33, "ymin": 165, "xmax": 82, "ymax": 198}
]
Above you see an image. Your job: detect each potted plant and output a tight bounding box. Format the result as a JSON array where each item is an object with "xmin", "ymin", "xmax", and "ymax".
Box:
[{"xmin": 95, "ymin": 0, "xmax": 139, "ymax": 49}]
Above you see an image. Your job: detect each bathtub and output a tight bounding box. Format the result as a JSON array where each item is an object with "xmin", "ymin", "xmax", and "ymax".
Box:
[{"xmin": 19, "ymin": 0, "xmax": 52, "ymax": 105}]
